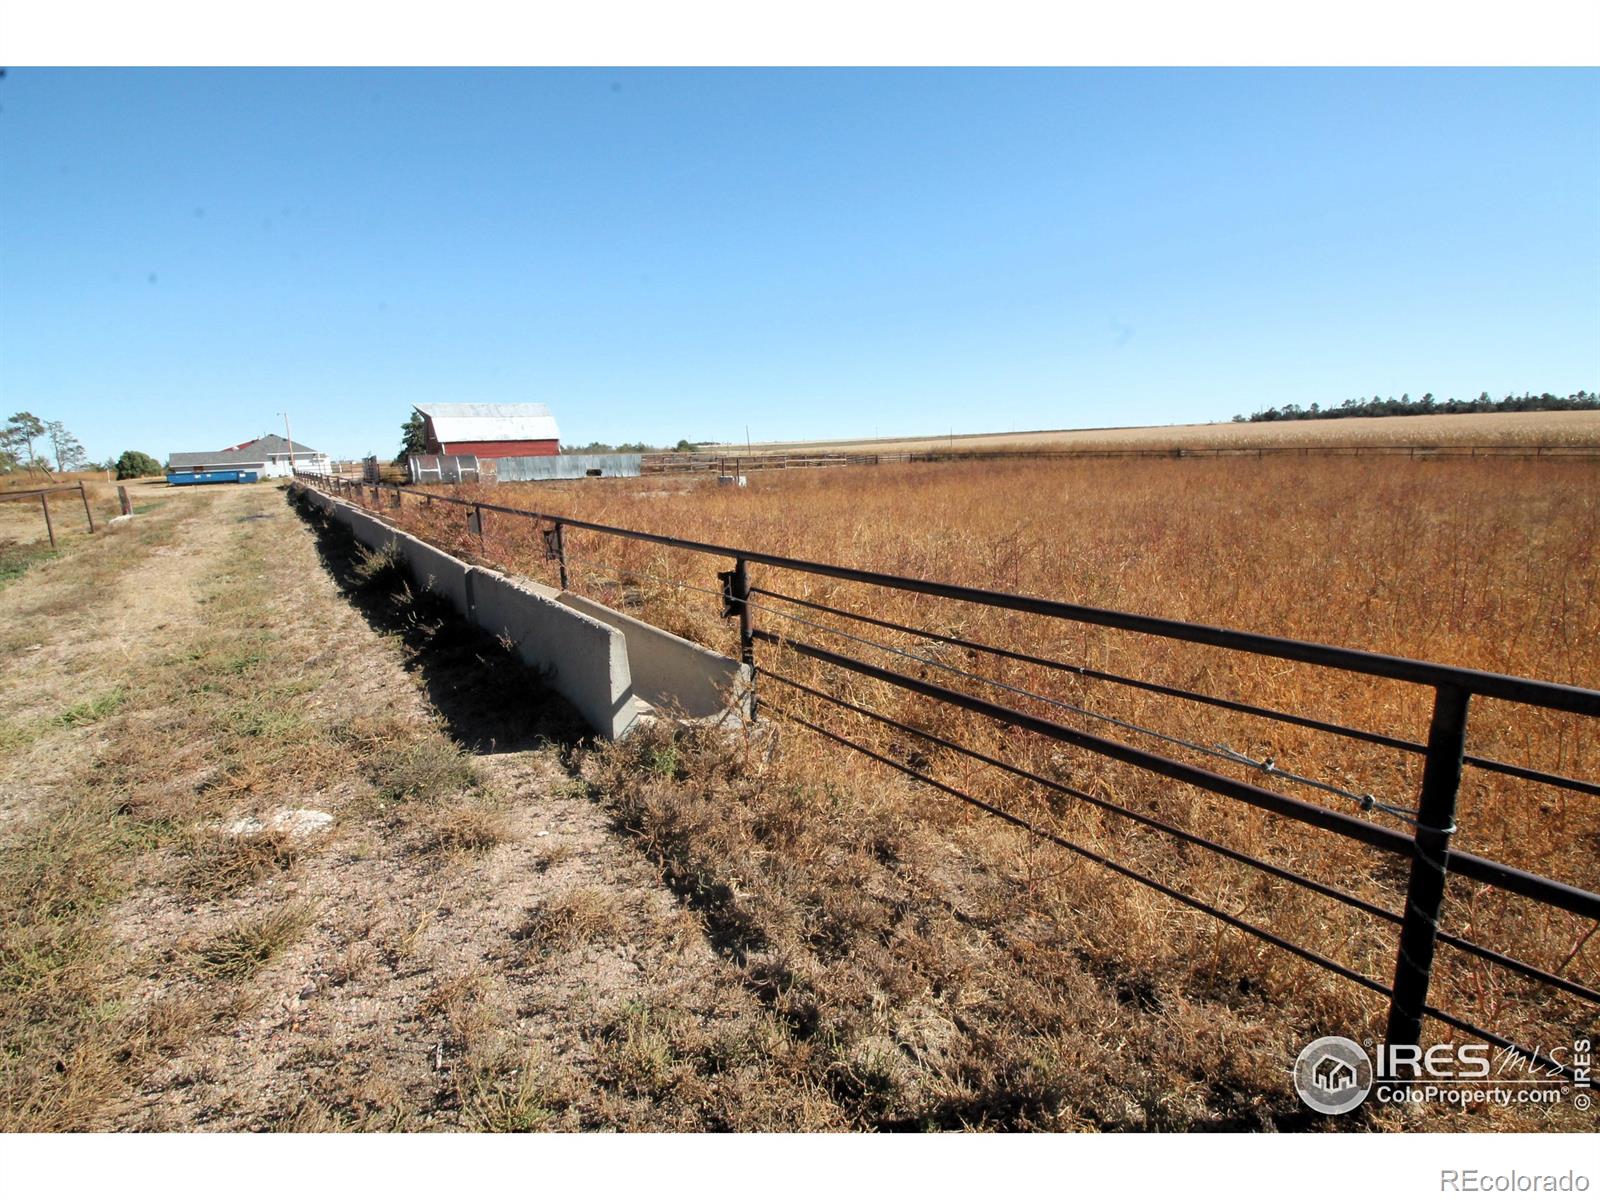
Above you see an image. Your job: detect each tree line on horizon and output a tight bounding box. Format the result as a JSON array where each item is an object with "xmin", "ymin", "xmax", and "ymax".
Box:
[
  {"xmin": 1234, "ymin": 390, "xmax": 1598, "ymax": 424},
  {"xmin": 1, "ymin": 412, "xmax": 163, "ymax": 480}
]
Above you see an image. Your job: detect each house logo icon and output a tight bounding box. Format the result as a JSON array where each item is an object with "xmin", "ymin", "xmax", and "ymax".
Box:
[
  {"xmin": 1313, "ymin": 1055, "xmax": 1357, "ymax": 1092},
  {"xmin": 1294, "ymin": 1036, "xmax": 1374, "ymax": 1115}
]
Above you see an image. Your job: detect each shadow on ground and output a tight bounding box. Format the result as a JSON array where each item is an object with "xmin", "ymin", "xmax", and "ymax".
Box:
[{"xmin": 289, "ymin": 489, "xmax": 590, "ymax": 755}]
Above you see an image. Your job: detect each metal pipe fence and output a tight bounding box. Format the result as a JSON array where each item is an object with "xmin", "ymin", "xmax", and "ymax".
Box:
[
  {"xmin": 294, "ymin": 470, "xmax": 1600, "ymax": 1079},
  {"xmin": 0, "ymin": 482, "xmax": 99, "ymax": 548}
]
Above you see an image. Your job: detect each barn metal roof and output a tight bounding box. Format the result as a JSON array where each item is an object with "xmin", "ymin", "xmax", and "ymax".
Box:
[{"xmin": 415, "ymin": 403, "xmax": 561, "ymax": 444}]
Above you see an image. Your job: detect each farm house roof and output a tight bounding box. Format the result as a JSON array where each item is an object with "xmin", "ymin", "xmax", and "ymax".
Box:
[
  {"xmin": 414, "ymin": 403, "xmax": 561, "ymax": 444},
  {"xmin": 168, "ymin": 434, "xmax": 325, "ymax": 469},
  {"xmin": 221, "ymin": 434, "xmax": 322, "ymax": 456},
  {"xmin": 168, "ymin": 448, "xmax": 267, "ymax": 469}
]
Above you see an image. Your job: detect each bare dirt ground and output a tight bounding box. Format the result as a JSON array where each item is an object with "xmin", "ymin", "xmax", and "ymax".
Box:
[
  {"xmin": 0, "ymin": 481, "xmax": 835, "ymax": 1130},
  {"xmin": 711, "ymin": 410, "xmax": 1600, "ymax": 455}
]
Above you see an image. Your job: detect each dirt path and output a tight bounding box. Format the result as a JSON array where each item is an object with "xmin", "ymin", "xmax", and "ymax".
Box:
[{"xmin": 2, "ymin": 481, "xmax": 832, "ymax": 1131}]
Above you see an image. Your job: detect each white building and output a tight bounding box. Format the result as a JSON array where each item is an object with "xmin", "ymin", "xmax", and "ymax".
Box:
[{"xmin": 167, "ymin": 434, "xmax": 332, "ymax": 479}]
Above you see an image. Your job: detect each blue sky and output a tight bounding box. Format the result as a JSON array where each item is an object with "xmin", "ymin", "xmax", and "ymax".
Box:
[{"xmin": 1, "ymin": 68, "xmax": 1595, "ymax": 462}]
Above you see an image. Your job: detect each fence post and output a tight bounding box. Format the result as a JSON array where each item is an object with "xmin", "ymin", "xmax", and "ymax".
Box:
[
  {"xmin": 40, "ymin": 492, "xmax": 57, "ymax": 548},
  {"xmin": 474, "ymin": 503, "xmax": 485, "ymax": 551},
  {"xmin": 721, "ymin": 557, "xmax": 755, "ymax": 717},
  {"xmin": 79, "ymin": 483, "xmax": 96, "ymax": 532},
  {"xmin": 117, "ymin": 485, "xmax": 132, "ymax": 516},
  {"xmin": 554, "ymin": 523, "xmax": 569, "ymax": 590},
  {"xmin": 1385, "ymin": 683, "xmax": 1471, "ymax": 1058}
]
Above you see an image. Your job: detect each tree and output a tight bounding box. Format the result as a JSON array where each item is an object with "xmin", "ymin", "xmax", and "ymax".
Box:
[
  {"xmin": 396, "ymin": 411, "xmax": 428, "ymax": 463},
  {"xmin": 114, "ymin": 450, "xmax": 163, "ymax": 480},
  {"xmin": 674, "ymin": 439, "xmax": 696, "ymax": 452},
  {"xmin": 2, "ymin": 412, "xmax": 46, "ymax": 474},
  {"xmin": 46, "ymin": 421, "xmax": 86, "ymax": 472}
]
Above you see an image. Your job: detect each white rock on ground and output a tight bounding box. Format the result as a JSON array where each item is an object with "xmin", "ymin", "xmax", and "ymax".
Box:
[{"xmin": 222, "ymin": 808, "xmax": 334, "ymax": 837}]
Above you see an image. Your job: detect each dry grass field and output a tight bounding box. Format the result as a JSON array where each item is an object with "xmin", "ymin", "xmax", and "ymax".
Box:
[
  {"xmin": 382, "ymin": 452, "xmax": 1599, "ymax": 1130},
  {"xmin": 5, "ymin": 457, "xmax": 1595, "ymax": 1132},
  {"xmin": 713, "ymin": 409, "xmax": 1600, "ymax": 456},
  {"xmin": 0, "ymin": 476, "xmax": 129, "ymax": 589}
]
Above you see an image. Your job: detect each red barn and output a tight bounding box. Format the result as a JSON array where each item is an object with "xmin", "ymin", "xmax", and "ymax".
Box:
[{"xmin": 414, "ymin": 403, "xmax": 561, "ymax": 458}]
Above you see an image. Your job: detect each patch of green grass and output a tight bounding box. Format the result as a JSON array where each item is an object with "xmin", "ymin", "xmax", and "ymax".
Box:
[
  {"xmin": 646, "ymin": 743, "xmax": 681, "ymax": 779},
  {"xmin": 216, "ymin": 649, "xmax": 268, "ymax": 676},
  {"xmin": 0, "ymin": 721, "xmax": 39, "ymax": 754},
  {"xmin": 221, "ymin": 699, "xmax": 309, "ymax": 740},
  {"xmin": 0, "ymin": 542, "xmax": 57, "ymax": 590},
  {"xmin": 599, "ymin": 1000, "xmax": 684, "ymax": 1099},
  {"xmin": 54, "ymin": 687, "xmax": 128, "ymax": 728},
  {"xmin": 461, "ymin": 1052, "xmax": 561, "ymax": 1132}
]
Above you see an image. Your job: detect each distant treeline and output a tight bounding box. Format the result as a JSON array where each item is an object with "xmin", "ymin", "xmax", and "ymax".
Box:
[
  {"xmin": 1234, "ymin": 391, "xmax": 1598, "ymax": 424},
  {"xmin": 565, "ymin": 439, "xmax": 698, "ymax": 454}
]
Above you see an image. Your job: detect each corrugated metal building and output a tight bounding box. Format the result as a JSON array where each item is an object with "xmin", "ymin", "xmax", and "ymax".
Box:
[
  {"xmin": 415, "ymin": 403, "xmax": 561, "ymax": 458},
  {"xmin": 495, "ymin": 453, "xmax": 641, "ymax": 481}
]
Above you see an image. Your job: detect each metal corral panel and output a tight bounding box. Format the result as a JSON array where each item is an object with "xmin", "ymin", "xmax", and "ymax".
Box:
[
  {"xmin": 495, "ymin": 453, "xmax": 642, "ymax": 482},
  {"xmin": 408, "ymin": 454, "xmax": 488, "ymax": 484}
]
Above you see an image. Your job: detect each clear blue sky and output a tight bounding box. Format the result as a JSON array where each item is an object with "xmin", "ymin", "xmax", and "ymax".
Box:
[{"xmin": 1, "ymin": 68, "xmax": 1595, "ymax": 463}]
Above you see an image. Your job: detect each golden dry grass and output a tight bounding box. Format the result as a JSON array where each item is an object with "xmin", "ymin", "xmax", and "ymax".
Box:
[
  {"xmin": 372, "ymin": 453, "xmax": 1599, "ymax": 1128},
  {"xmin": 713, "ymin": 409, "xmax": 1600, "ymax": 455}
]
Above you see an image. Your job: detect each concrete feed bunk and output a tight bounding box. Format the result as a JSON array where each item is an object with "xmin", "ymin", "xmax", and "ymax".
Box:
[{"xmin": 296, "ymin": 483, "xmax": 749, "ymax": 738}]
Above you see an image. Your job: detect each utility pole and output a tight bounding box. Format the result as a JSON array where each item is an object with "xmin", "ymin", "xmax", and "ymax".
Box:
[{"xmin": 279, "ymin": 411, "xmax": 294, "ymax": 478}]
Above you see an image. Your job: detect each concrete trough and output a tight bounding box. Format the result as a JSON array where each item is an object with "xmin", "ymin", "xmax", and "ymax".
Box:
[
  {"xmin": 395, "ymin": 531, "xmax": 473, "ymax": 618},
  {"xmin": 299, "ymin": 488, "xmax": 472, "ymax": 618},
  {"xmin": 293, "ymin": 482, "xmax": 742, "ymax": 739},
  {"xmin": 558, "ymin": 591, "xmax": 751, "ymax": 720},
  {"xmin": 344, "ymin": 506, "xmax": 398, "ymax": 553},
  {"xmin": 469, "ymin": 568, "xmax": 641, "ymax": 739}
]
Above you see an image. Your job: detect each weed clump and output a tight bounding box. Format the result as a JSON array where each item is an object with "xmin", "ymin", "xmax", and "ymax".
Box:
[
  {"xmin": 349, "ymin": 543, "xmax": 406, "ymax": 593},
  {"xmin": 55, "ymin": 687, "xmax": 127, "ymax": 728},
  {"xmin": 515, "ymin": 887, "xmax": 623, "ymax": 952},
  {"xmin": 368, "ymin": 739, "xmax": 481, "ymax": 805},
  {"xmin": 184, "ymin": 827, "xmax": 308, "ymax": 898},
  {"xmin": 196, "ymin": 902, "xmax": 316, "ymax": 980}
]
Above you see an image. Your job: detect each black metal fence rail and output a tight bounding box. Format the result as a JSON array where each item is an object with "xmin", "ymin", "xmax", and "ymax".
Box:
[{"xmin": 294, "ymin": 470, "xmax": 1600, "ymax": 1078}]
